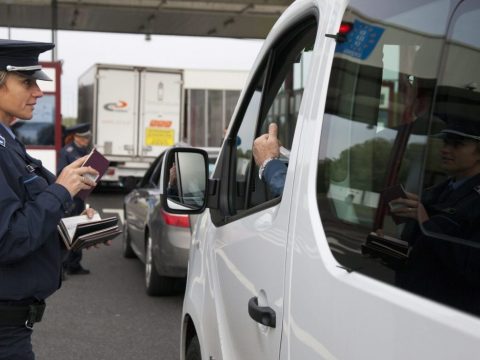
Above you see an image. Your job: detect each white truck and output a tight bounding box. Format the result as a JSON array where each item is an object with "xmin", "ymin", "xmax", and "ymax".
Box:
[
  {"xmin": 78, "ymin": 65, "xmax": 249, "ymax": 187},
  {"xmin": 78, "ymin": 64, "xmax": 183, "ymax": 187}
]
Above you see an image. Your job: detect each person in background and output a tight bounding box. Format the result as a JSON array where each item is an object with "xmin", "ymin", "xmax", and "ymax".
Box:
[
  {"xmin": 57, "ymin": 123, "xmax": 92, "ymax": 275},
  {"xmin": 0, "ymin": 39, "xmax": 105, "ymax": 360}
]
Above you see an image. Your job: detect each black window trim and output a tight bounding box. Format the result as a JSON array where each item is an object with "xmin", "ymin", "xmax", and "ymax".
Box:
[{"xmin": 212, "ymin": 9, "xmax": 319, "ymax": 226}]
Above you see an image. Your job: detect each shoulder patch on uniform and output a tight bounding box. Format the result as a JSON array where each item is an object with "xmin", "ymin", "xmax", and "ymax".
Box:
[
  {"xmin": 66, "ymin": 146, "xmax": 74, "ymax": 153},
  {"xmin": 474, "ymin": 185, "xmax": 480, "ymax": 195},
  {"xmin": 0, "ymin": 135, "xmax": 5, "ymax": 147}
]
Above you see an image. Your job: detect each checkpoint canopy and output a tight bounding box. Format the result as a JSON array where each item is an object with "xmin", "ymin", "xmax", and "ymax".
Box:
[{"xmin": 0, "ymin": 0, "xmax": 291, "ymax": 39}]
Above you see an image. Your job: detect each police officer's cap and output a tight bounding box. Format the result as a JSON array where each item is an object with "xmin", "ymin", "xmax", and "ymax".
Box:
[
  {"xmin": 65, "ymin": 123, "xmax": 91, "ymax": 137},
  {"xmin": 0, "ymin": 39, "xmax": 54, "ymax": 81},
  {"xmin": 435, "ymin": 114, "xmax": 480, "ymax": 142}
]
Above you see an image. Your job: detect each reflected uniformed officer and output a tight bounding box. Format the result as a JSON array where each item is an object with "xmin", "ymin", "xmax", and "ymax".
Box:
[
  {"xmin": 0, "ymin": 39, "xmax": 101, "ymax": 359},
  {"xmin": 390, "ymin": 116, "xmax": 480, "ymax": 314},
  {"xmin": 58, "ymin": 123, "xmax": 92, "ymax": 275}
]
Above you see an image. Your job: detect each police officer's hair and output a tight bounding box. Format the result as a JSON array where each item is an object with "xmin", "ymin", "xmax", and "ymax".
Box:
[{"xmin": 0, "ymin": 71, "xmax": 7, "ymax": 86}]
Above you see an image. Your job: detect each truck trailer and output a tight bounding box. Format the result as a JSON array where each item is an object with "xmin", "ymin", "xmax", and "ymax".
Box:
[
  {"xmin": 78, "ymin": 64, "xmax": 248, "ymax": 187},
  {"xmin": 78, "ymin": 64, "xmax": 184, "ymax": 187}
]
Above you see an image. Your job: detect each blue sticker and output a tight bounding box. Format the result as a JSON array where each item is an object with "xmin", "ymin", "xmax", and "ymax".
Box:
[
  {"xmin": 335, "ymin": 19, "xmax": 385, "ymax": 60},
  {"xmin": 0, "ymin": 135, "xmax": 5, "ymax": 147}
]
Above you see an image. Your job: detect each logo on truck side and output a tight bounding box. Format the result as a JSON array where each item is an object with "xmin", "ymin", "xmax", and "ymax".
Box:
[{"xmin": 103, "ymin": 100, "xmax": 128, "ymax": 112}]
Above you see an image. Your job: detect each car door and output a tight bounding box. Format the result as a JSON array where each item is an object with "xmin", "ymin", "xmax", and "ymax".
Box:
[
  {"xmin": 202, "ymin": 12, "xmax": 318, "ymax": 359},
  {"xmin": 126, "ymin": 154, "xmax": 163, "ymax": 259}
]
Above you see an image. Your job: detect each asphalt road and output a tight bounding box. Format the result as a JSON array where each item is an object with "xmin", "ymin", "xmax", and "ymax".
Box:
[{"xmin": 32, "ymin": 190, "xmax": 184, "ymax": 360}]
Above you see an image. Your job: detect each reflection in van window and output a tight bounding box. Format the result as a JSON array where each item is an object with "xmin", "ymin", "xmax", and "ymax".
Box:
[{"xmin": 317, "ymin": 1, "xmax": 480, "ymax": 316}]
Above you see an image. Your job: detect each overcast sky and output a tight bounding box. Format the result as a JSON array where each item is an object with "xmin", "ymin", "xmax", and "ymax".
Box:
[{"xmin": 0, "ymin": 27, "xmax": 263, "ymax": 117}]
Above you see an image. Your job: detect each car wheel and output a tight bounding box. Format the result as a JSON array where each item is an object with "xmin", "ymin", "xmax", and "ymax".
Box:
[
  {"xmin": 186, "ymin": 335, "xmax": 201, "ymax": 360},
  {"xmin": 145, "ymin": 233, "xmax": 176, "ymax": 296},
  {"xmin": 122, "ymin": 219, "xmax": 136, "ymax": 259}
]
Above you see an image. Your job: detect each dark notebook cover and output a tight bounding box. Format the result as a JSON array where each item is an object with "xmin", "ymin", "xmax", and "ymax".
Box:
[
  {"xmin": 58, "ymin": 215, "xmax": 120, "ymax": 250},
  {"xmin": 77, "ymin": 148, "xmax": 109, "ymax": 200},
  {"xmin": 362, "ymin": 232, "xmax": 410, "ymax": 269}
]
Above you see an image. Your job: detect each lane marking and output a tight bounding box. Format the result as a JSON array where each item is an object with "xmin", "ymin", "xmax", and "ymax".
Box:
[{"xmin": 103, "ymin": 208, "xmax": 124, "ymax": 224}]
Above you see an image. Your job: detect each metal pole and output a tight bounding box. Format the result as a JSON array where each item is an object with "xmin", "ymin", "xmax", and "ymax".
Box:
[
  {"xmin": 7, "ymin": 3, "xmax": 11, "ymax": 39},
  {"xmin": 51, "ymin": 0, "xmax": 58, "ymax": 60}
]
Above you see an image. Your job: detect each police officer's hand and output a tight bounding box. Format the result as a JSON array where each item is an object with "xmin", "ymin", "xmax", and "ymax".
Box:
[
  {"xmin": 253, "ymin": 123, "xmax": 281, "ymax": 166},
  {"xmin": 81, "ymin": 206, "xmax": 96, "ymax": 219},
  {"xmin": 390, "ymin": 191, "xmax": 430, "ymax": 223},
  {"xmin": 56, "ymin": 156, "xmax": 99, "ymax": 197}
]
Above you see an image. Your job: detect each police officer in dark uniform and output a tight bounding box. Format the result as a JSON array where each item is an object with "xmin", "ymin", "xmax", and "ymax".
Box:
[
  {"xmin": 389, "ymin": 116, "xmax": 480, "ymax": 314},
  {"xmin": 58, "ymin": 123, "xmax": 92, "ymax": 275},
  {"xmin": 0, "ymin": 39, "xmax": 100, "ymax": 359}
]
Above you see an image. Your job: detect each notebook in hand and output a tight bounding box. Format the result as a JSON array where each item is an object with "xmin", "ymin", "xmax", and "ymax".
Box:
[
  {"xmin": 382, "ymin": 184, "xmax": 408, "ymax": 224},
  {"xmin": 77, "ymin": 148, "xmax": 109, "ymax": 200},
  {"xmin": 361, "ymin": 232, "xmax": 410, "ymax": 269},
  {"xmin": 58, "ymin": 213, "xmax": 121, "ymax": 251}
]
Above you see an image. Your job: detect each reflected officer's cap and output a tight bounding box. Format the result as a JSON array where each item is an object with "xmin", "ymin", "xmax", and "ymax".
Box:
[
  {"xmin": 0, "ymin": 39, "xmax": 54, "ymax": 81},
  {"xmin": 66, "ymin": 123, "xmax": 91, "ymax": 138},
  {"xmin": 435, "ymin": 114, "xmax": 480, "ymax": 142}
]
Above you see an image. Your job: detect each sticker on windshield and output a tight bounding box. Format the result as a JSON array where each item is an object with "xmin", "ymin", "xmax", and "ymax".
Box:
[{"xmin": 335, "ymin": 19, "xmax": 384, "ymax": 60}]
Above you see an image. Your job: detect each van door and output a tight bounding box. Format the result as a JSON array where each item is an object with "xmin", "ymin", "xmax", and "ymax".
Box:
[
  {"xmin": 203, "ymin": 12, "xmax": 318, "ymax": 359},
  {"xmin": 139, "ymin": 70, "xmax": 182, "ymax": 158},
  {"xmin": 96, "ymin": 68, "xmax": 138, "ymax": 156},
  {"xmin": 285, "ymin": 0, "xmax": 480, "ymax": 358}
]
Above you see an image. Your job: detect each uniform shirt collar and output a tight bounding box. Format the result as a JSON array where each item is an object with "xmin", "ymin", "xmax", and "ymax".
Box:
[
  {"xmin": 0, "ymin": 122, "xmax": 16, "ymax": 140},
  {"xmin": 449, "ymin": 177, "xmax": 471, "ymax": 190}
]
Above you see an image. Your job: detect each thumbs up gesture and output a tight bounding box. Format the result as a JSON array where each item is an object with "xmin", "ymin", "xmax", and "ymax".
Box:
[{"xmin": 253, "ymin": 123, "xmax": 281, "ymax": 166}]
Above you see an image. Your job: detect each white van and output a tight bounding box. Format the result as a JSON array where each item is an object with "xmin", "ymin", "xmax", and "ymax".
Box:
[{"xmin": 161, "ymin": 0, "xmax": 480, "ymax": 358}]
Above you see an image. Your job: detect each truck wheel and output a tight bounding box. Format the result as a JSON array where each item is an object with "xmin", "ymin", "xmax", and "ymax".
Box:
[
  {"xmin": 122, "ymin": 219, "xmax": 136, "ymax": 259},
  {"xmin": 145, "ymin": 234, "xmax": 176, "ymax": 296},
  {"xmin": 186, "ymin": 335, "xmax": 201, "ymax": 360}
]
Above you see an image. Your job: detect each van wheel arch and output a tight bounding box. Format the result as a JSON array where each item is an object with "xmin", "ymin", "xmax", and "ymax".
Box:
[{"xmin": 184, "ymin": 315, "xmax": 201, "ymax": 360}]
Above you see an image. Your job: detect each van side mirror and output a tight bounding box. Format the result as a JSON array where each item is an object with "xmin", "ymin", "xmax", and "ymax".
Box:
[{"xmin": 161, "ymin": 147, "xmax": 209, "ymax": 214}]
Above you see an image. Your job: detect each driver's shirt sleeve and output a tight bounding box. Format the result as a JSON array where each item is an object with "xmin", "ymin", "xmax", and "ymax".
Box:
[{"xmin": 263, "ymin": 159, "xmax": 287, "ymax": 197}]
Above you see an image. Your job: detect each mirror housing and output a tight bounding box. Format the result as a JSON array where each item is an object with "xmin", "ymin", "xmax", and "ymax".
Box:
[{"xmin": 161, "ymin": 147, "xmax": 209, "ymax": 214}]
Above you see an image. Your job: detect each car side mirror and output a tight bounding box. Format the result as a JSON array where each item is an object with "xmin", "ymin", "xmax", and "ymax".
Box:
[{"xmin": 161, "ymin": 147, "xmax": 209, "ymax": 214}]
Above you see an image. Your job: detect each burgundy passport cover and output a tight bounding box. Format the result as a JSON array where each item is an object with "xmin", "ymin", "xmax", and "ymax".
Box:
[{"xmin": 76, "ymin": 148, "xmax": 109, "ymax": 200}]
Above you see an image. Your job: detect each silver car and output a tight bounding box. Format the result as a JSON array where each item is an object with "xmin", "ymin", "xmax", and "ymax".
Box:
[{"xmin": 122, "ymin": 147, "xmax": 219, "ymax": 295}]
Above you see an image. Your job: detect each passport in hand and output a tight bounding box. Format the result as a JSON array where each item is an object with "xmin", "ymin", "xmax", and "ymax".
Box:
[{"xmin": 76, "ymin": 148, "xmax": 109, "ymax": 200}]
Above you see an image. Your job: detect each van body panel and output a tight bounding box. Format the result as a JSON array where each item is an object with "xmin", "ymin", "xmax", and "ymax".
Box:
[{"xmin": 180, "ymin": 0, "xmax": 480, "ymax": 359}]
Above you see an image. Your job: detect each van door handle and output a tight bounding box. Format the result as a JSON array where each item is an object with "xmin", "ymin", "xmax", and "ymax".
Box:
[{"xmin": 248, "ymin": 297, "xmax": 276, "ymax": 328}]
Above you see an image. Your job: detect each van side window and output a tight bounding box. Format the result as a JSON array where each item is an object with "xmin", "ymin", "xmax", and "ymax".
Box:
[
  {"xmin": 233, "ymin": 18, "xmax": 317, "ymax": 214},
  {"xmin": 316, "ymin": 2, "xmax": 480, "ymax": 317}
]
